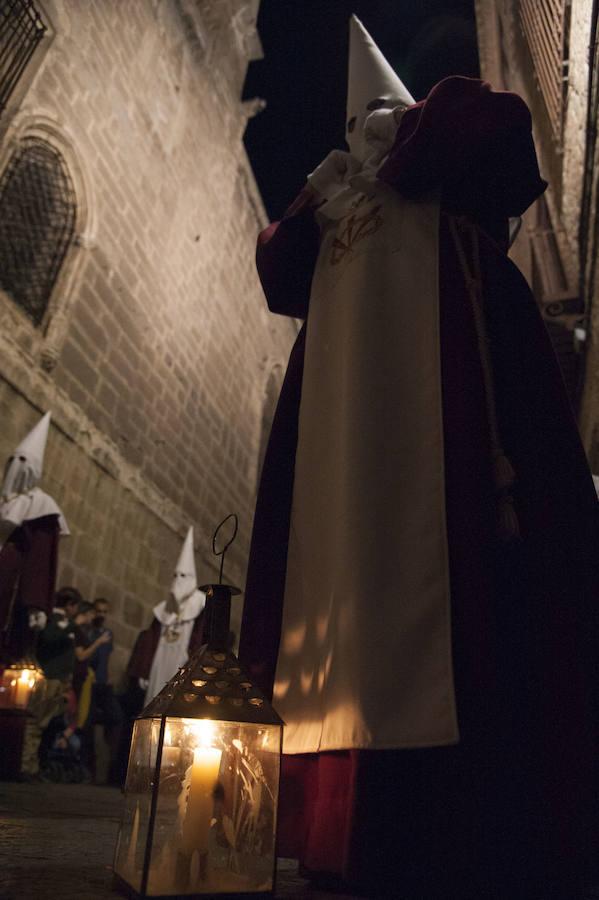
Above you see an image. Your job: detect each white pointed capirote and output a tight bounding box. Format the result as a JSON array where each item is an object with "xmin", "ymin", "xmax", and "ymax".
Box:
[
  {"xmin": 170, "ymin": 526, "xmax": 198, "ymax": 603},
  {"xmin": 0, "ymin": 411, "xmax": 69, "ymax": 541},
  {"xmin": 346, "ymin": 15, "xmax": 414, "ymax": 162},
  {"xmin": 146, "ymin": 525, "xmax": 206, "ymax": 702},
  {"xmin": 2, "ymin": 411, "xmax": 51, "ymax": 499}
]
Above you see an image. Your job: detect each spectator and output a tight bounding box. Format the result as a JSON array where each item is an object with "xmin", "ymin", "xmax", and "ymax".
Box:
[
  {"xmin": 62, "ymin": 588, "xmax": 81, "ymax": 623},
  {"xmin": 21, "ymin": 586, "xmax": 82, "ymax": 777},
  {"xmin": 73, "ymin": 601, "xmax": 110, "ymax": 729},
  {"xmin": 86, "ymin": 598, "xmax": 123, "ymax": 784},
  {"xmin": 38, "ymin": 682, "xmax": 89, "ymax": 783},
  {"xmin": 87, "ymin": 599, "xmax": 114, "ymax": 687}
]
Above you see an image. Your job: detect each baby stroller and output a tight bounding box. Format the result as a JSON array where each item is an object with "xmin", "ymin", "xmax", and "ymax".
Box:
[{"xmin": 39, "ymin": 713, "xmax": 90, "ymax": 783}]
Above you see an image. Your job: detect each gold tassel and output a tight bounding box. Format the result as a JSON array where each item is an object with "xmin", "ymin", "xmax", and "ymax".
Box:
[
  {"xmin": 497, "ymin": 495, "xmax": 521, "ymax": 542},
  {"xmin": 493, "ymin": 452, "xmax": 516, "ymax": 492}
]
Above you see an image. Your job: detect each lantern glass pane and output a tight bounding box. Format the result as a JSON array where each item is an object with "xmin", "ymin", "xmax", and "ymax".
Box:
[
  {"xmin": 0, "ymin": 665, "xmax": 43, "ymax": 709},
  {"xmin": 113, "ymin": 718, "xmax": 158, "ymax": 892},
  {"xmin": 139, "ymin": 716, "xmax": 280, "ymax": 896}
]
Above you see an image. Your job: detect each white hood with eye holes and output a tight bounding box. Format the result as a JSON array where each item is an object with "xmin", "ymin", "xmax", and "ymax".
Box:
[
  {"xmin": 151, "ymin": 526, "xmax": 206, "ymax": 626},
  {"xmin": 2, "ymin": 411, "xmax": 50, "ymax": 500},
  {"xmin": 170, "ymin": 526, "xmax": 199, "ymax": 604},
  {"xmin": 346, "ymin": 15, "xmax": 414, "ymax": 163},
  {"xmin": 0, "ymin": 412, "xmax": 68, "ymax": 545}
]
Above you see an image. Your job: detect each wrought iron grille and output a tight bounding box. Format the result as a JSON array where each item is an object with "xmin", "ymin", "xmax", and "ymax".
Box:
[
  {"xmin": 0, "ymin": 0, "xmax": 46, "ymax": 116},
  {"xmin": 520, "ymin": 0, "xmax": 569, "ymax": 144},
  {"xmin": 0, "ymin": 137, "xmax": 76, "ymax": 326}
]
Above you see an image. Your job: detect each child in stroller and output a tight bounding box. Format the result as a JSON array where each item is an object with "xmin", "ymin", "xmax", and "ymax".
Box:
[{"xmin": 39, "ymin": 686, "xmax": 90, "ymax": 783}]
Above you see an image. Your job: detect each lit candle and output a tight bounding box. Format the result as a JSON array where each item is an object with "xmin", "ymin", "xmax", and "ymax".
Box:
[
  {"xmin": 13, "ymin": 671, "xmax": 33, "ymax": 708},
  {"xmin": 181, "ymin": 720, "xmax": 222, "ymax": 856}
]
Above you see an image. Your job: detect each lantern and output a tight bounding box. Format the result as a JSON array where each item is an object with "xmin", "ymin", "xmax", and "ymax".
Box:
[
  {"xmin": 114, "ymin": 577, "xmax": 283, "ymax": 898},
  {"xmin": 0, "ymin": 658, "xmax": 44, "ymax": 710},
  {"xmin": 0, "ymin": 657, "xmax": 45, "ymax": 779}
]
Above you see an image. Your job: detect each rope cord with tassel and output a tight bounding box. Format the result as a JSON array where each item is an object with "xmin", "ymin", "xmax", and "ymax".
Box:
[{"xmin": 448, "ymin": 215, "xmax": 520, "ymax": 542}]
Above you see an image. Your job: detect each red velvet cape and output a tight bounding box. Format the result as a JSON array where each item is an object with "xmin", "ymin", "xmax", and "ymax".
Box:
[
  {"xmin": 0, "ymin": 514, "xmax": 60, "ymax": 657},
  {"xmin": 126, "ymin": 612, "xmax": 205, "ymax": 682},
  {"xmin": 240, "ymin": 78, "xmax": 599, "ymax": 898}
]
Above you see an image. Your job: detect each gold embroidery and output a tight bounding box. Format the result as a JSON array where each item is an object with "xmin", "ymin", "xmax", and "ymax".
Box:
[{"xmin": 330, "ymin": 201, "xmax": 383, "ymax": 266}]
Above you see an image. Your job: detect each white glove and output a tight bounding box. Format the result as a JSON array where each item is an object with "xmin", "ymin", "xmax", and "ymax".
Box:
[
  {"xmin": 138, "ymin": 678, "xmax": 149, "ymax": 691},
  {"xmin": 364, "ymin": 107, "xmax": 399, "ymax": 150},
  {"xmin": 349, "ymin": 106, "xmax": 408, "ymax": 195},
  {"xmin": 363, "ymin": 105, "xmax": 407, "ymax": 167},
  {"xmin": 28, "ymin": 610, "xmax": 47, "ymax": 631},
  {"xmin": 307, "ymin": 150, "xmax": 361, "ymax": 198}
]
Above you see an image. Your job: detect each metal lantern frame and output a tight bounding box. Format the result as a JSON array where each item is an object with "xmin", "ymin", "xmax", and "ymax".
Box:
[
  {"xmin": 114, "ymin": 574, "xmax": 283, "ymax": 899},
  {"xmin": 0, "ymin": 657, "xmax": 44, "ymax": 710},
  {"xmin": 0, "ymin": 656, "xmax": 45, "ymax": 780}
]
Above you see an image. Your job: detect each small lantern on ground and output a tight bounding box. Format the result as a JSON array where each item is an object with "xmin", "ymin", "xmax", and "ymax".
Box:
[
  {"xmin": 0, "ymin": 658, "xmax": 44, "ymax": 710},
  {"xmin": 114, "ymin": 516, "xmax": 283, "ymax": 898},
  {"xmin": 0, "ymin": 657, "xmax": 45, "ymax": 780}
]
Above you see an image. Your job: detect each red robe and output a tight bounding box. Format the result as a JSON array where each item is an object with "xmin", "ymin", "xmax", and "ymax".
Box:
[
  {"xmin": 240, "ymin": 78, "xmax": 599, "ymax": 898},
  {"xmin": 0, "ymin": 514, "xmax": 60, "ymax": 657},
  {"xmin": 126, "ymin": 613, "xmax": 205, "ymax": 683}
]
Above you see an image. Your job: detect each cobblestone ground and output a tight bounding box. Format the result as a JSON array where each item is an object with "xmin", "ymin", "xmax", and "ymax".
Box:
[{"xmin": 0, "ymin": 783, "xmax": 358, "ymax": 900}]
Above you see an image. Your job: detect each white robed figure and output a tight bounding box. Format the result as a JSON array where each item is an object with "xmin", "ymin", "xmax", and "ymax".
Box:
[
  {"xmin": 145, "ymin": 527, "xmax": 206, "ymax": 704},
  {"xmin": 0, "ymin": 411, "xmax": 69, "ymax": 552},
  {"xmin": 0, "ymin": 411, "xmax": 69, "ymax": 650},
  {"xmin": 272, "ymin": 16, "xmax": 457, "ymax": 753}
]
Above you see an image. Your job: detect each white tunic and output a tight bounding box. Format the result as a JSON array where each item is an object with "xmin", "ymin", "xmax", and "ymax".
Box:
[
  {"xmin": 273, "ymin": 178, "xmax": 458, "ymax": 753},
  {"xmin": 145, "ymin": 590, "xmax": 205, "ymax": 704},
  {"xmin": 0, "ymin": 488, "xmax": 69, "ymax": 549}
]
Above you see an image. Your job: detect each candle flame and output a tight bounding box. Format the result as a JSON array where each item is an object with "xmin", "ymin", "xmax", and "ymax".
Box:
[{"xmin": 183, "ymin": 718, "xmax": 217, "ymax": 748}]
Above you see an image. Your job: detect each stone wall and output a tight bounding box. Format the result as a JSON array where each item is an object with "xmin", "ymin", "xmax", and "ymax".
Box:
[
  {"xmin": 475, "ymin": 0, "xmax": 581, "ymax": 292},
  {"xmin": 560, "ymin": 0, "xmax": 590, "ymax": 273},
  {"xmin": 475, "ymin": 0, "xmax": 594, "ymax": 425},
  {"xmin": 0, "ymin": 0, "xmax": 298, "ymax": 683},
  {"xmin": 576, "ymin": 5, "xmax": 599, "ymax": 471}
]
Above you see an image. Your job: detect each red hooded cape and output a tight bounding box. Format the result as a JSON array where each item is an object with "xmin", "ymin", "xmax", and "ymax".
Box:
[{"xmin": 240, "ymin": 78, "xmax": 599, "ymax": 898}]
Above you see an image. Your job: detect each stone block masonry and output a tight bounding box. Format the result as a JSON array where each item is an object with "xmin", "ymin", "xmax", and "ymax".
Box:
[{"xmin": 0, "ymin": 0, "xmax": 298, "ymax": 683}]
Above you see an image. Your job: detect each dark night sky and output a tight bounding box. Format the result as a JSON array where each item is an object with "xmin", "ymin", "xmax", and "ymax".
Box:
[{"xmin": 243, "ymin": 0, "xmax": 479, "ymax": 219}]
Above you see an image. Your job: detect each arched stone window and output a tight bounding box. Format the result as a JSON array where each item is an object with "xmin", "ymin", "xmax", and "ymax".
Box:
[
  {"xmin": 0, "ymin": 1, "xmax": 47, "ymax": 117},
  {"xmin": 0, "ymin": 136, "xmax": 76, "ymax": 327}
]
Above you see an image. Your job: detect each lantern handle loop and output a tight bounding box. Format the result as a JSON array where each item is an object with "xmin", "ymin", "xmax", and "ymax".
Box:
[{"xmin": 212, "ymin": 513, "xmax": 238, "ymax": 584}]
